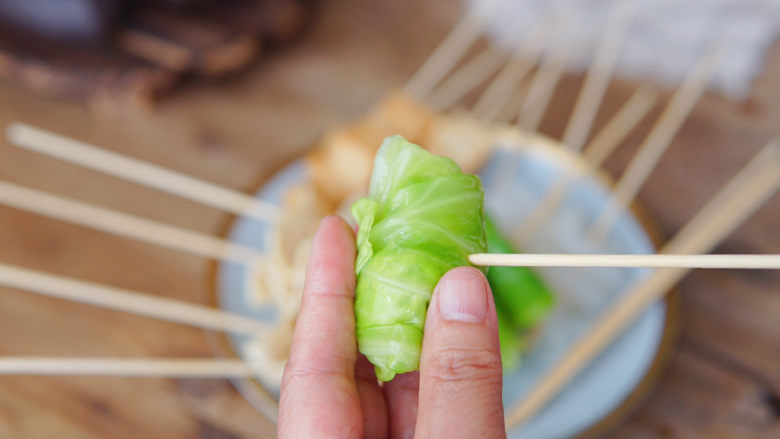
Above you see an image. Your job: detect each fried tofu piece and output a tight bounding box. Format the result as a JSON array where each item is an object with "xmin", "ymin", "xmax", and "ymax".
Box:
[
  {"xmin": 307, "ymin": 91, "xmax": 439, "ymax": 208},
  {"xmin": 306, "ymin": 124, "xmax": 375, "ymax": 209},
  {"xmin": 278, "ymin": 182, "xmax": 327, "ymax": 261},
  {"xmin": 365, "ymin": 90, "xmax": 437, "ymax": 144},
  {"xmin": 425, "ymin": 112, "xmax": 497, "ymax": 174}
]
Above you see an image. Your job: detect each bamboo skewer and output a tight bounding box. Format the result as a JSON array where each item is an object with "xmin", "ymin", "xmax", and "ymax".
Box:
[
  {"xmin": 518, "ymin": 39, "xmax": 575, "ymax": 130},
  {"xmin": 493, "ymin": 80, "xmax": 531, "ymax": 124},
  {"xmin": 0, "ymin": 357, "xmax": 256, "ymax": 378},
  {"xmin": 0, "ymin": 181, "xmax": 265, "ymax": 265},
  {"xmin": 480, "ymin": 65, "xmax": 533, "ymax": 124},
  {"xmin": 405, "ymin": 10, "xmax": 487, "ymax": 99},
  {"xmin": 471, "ymin": 24, "xmax": 550, "ymax": 119},
  {"xmin": 427, "ymin": 46, "xmax": 507, "ymax": 111},
  {"xmin": 0, "ymin": 262, "xmax": 269, "ymax": 335},
  {"xmin": 6, "ymin": 123, "xmax": 281, "ymax": 224},
  {"xmin": 0, "ymin": 148, "xmax": 773, "ymax": 387},
  {"xmin": 505, "ymin": 141, "xmax": 780, "ymax": 429},
  {"xmin": 587, "ymin": 46, "xmax": 723, "ymax": 243},
  {"xmin": 427, "ymin": 16, "xmax": 553, "ymax": 113},
  {"xmin": 582, "ymin": 86, "xmax": 658, "ymax": 166},
  {"xmin": 662, "ymin": 141, "xmax": 780, "ymax": 254},
  {"xmin": 12, "ymin": 175, "xmax": 772, "ymax": 271},
  {"xmin": 468, "ymin": 253, "xmax": 780, "ymax": 269},
  {"xmin": 515, "ymin": 44, "xmax": 719, "ymax": 248},
  {"xmin": 2, "ymin": 264, "xmax": 773, "ymax": 380},
  {"xmin": 560, "ymin": 1, "xmax": 636, "ymax": 153},
  {"xmin": 512, "ymin": 86, "xmax": 658, "ymax": 246}
]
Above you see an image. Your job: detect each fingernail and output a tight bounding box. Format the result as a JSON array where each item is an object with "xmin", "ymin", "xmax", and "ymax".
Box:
[{"xmin": 436, "ymin": 267, "xmax": 488, "ymax": 323}]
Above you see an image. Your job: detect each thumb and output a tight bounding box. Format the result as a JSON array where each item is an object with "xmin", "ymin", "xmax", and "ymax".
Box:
[{"xmin": 416, "ymin": 266, "xmax": 506, "ymax": 439}]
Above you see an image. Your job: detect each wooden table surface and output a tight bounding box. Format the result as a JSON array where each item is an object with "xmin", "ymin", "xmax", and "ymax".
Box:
[{"xmin": 0, "ymin": 1, "xmax": 777, "ymax": 437}]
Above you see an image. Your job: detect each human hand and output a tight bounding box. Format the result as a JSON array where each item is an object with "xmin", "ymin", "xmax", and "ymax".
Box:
[{"xmin": 278, "ymin": 216, "xmax": 506, "ymax": 438}]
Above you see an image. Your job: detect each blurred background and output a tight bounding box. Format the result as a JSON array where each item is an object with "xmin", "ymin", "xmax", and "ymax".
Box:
[{"xmin": 0, "ymin": 0, "xmax": 778, "ymax": 437}]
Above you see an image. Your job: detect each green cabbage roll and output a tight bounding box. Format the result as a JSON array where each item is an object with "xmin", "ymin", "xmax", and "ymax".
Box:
[
  {"xmin": 352, "ymin": 135, "xmax": 487, "ymax": 381},
  {"xmin": 496, "ymin": 308, "xmax": 525, "ymax": 370},
  {"xmin": 485, "ymin": 215, "xmax": 555, "ymax": 331},
  {"xmin": 485, "ymin": 215, "xmax": 555, "ymax": 369}
]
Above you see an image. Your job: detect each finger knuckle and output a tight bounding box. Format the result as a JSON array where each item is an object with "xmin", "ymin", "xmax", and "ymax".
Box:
[
  {"xmin": 426, "ymin": 347, "xmax": 502, "ymax": 384},
  {"xmin": 281, "ymin": 356, "xmax": 354, "ymax": 392}
]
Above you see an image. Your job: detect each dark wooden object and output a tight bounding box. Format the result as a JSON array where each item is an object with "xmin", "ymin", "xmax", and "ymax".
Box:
[
  {"xmin": 0, "ymin": 0, "xmax": 311, "ymax": 103},
  {"xmin": 0, "ymin": 0, "xmax": 124, "ymax": 43}
]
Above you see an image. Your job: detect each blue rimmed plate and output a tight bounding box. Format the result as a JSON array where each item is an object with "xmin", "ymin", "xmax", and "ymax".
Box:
[{"xmin": 210, "ymin": 130, "xmax": 677, "ymax": 438}]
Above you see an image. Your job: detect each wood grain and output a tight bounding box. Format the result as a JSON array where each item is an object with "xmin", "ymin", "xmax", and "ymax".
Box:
[{"xmin": 0, "ymin": 0, "xmax": 777, "ymax": 437}]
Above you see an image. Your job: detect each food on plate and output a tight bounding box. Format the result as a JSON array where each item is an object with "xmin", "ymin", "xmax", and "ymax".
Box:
[
  {"xmin": 242, "ymin": 182, "xmax": 325, "ymax": 388},
  {"xmin": 243, "ymin": 92, "xmax": 556, "ymax": 387}
]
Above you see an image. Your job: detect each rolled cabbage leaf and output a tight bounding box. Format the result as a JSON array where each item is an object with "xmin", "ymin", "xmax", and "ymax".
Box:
[
  {"xmin": 352, "ymin": 135, "xmax": 487, "ymax": 381},
  {"xmin": 485, "ymin": 214, "xmax": 555, "ymax": 369},
  {"xmin": 485, "ymin": 215, "xmax": 555, "ymax": 331}
]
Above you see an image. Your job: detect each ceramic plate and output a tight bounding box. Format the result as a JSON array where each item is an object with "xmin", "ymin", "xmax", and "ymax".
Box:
[{"xmin": 213, "ymin": 133, "xmax": 675, "ymax": 438}]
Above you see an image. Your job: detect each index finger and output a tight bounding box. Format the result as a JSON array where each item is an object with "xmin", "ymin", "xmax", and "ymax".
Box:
[{"xmin": 278, "ymin": 215, "xmax": 362, "ymax": 437}]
